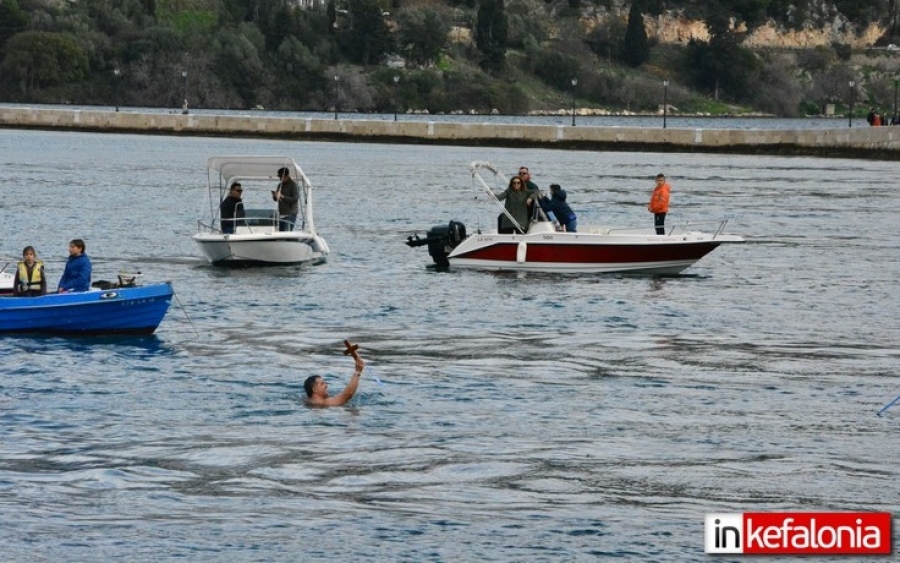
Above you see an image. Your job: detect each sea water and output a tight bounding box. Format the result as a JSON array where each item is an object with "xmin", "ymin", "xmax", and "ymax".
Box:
[{"xmin": 0, "ymin": 130, "xmax": 897, "ymax": 561}]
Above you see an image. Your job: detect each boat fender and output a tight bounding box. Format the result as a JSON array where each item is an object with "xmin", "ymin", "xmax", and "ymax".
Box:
[
  {"xmin": 310, "ymin": 237, "xmax": 327, "ymax": 254},
  {"xmin": 516, "ymin": 242, "xmax": 527, "ymax": 263}
]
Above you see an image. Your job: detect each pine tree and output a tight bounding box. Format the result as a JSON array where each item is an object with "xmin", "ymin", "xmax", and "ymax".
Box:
[
  {"xmin": 475, "ymin": 0, "xmax": 508, "ymax": 72},
  {"xmin": 622, "ymin": 0, "xmax": 649, "ymax": 68}
]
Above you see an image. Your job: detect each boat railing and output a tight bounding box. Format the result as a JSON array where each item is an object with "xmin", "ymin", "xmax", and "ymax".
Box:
[
  {"xmin": 197, "ymin": 219, "xmax": 219, "ymax": 234},
  {"xmin": 237, "ymin": 209, "xmax": 280, "ymax": 233},
  {"xmin": 667, "ymin": 218, "xmax": 731, "ymax": 238},
  {"xmin": 600, "ymin": 218, "xmax": 732, "ymax": 237},
  {"xmin": 197, "ymin": 209, "xmax": 282, "ymax": 235}
]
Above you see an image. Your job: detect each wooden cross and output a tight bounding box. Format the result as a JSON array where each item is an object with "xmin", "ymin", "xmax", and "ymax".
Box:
[{"xmin": 343, "ymin": 339, "xmax": 360, "ymax": 361}]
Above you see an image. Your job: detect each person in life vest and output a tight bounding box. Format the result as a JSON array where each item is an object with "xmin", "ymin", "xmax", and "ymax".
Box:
[
  {"xmin": 648, "ymin": 173, "xmax": 671, "ymax": 235},
  {"xmin": 14, "ymin": 245, "xmax": 47, "ymax": 297},
  {"xmin": 57, "ymin": 238, "xmax": 92, "ymax": 293}
]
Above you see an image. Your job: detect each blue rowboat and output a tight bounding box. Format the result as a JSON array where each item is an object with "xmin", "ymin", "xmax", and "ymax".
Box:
[{"xmin": 0, "ymin": 282, "xmax": 174, "ymax": 336}]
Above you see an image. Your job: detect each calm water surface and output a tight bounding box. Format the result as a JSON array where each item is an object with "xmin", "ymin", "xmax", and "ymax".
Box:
[{"xmin": 0, "ymin": 130, "xmax": 898, "ymax": 561}]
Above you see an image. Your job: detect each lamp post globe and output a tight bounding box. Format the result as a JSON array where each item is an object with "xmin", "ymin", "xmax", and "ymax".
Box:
[
  {"xmin": 893, "ymin": 77, "xmax": 898, "ymax": 124},
  {"xmin": 848, "ymin": 81, "xmax": 855, "ymax": 128},
  {"xmin": 181, "ymin": 71, "xmax": 188, "ymax": 114},
  {"xmin": 113, "ymin": 69, "xmax": 121, "ymax": 112},
  {"xmin": 334, "ymin": 75, "xmax": 339, "ymax": 120},
  {"xmin": 570, "ymin": 78, "xmax": 578, "ymax": 127},
  {"xmin": 662, "ymin": 80, "xmax": 669, "ymax": 129},
  {"xmin": 393, "ymin": 75, "xmax": 400, "ymax": 122}
]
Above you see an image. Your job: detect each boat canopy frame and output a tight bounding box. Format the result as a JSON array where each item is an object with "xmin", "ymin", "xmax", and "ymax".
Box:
[
  {"xmin": 469, "ymin": 160, "xmax": 549, "ymax": 234},
  {"xmin": 200, "ymin": 156, "xmax": 318, "ymax": 235}
]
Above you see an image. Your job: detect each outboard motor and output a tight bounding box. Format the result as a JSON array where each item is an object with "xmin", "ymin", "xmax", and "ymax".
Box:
[{"xmin": 406, "ymin": 220, "xmax": 467, "ymax": 269}]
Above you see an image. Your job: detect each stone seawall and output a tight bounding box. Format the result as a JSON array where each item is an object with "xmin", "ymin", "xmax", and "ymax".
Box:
[{"xmin": 2, "ymin": 107, "xmax": 899, "ymax": 160}]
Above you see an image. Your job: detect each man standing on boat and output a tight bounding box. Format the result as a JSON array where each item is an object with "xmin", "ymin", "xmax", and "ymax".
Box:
[
  {"xmin": 648, "ymin": 174, "xmax": 671, "ymax": 235},
  {"xmin": 273, "ymin": 167, "xmax": 299, "ymax": 231},
  {"xmin": 518, "ymin": 166, "xmax": 540, "ymax": 192},
  {"xmin": 518, "ymin": 166, "xmax": 542, "ymax": 227}
]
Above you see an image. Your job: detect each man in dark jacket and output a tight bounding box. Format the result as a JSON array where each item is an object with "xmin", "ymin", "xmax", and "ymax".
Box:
[
  {"xmin": 273, "ymin": 167, "xmax": 299, "ymax": 231},
  {"xmin": 220, "ymin": 182, "xmax": 245, "ymax": 234}
]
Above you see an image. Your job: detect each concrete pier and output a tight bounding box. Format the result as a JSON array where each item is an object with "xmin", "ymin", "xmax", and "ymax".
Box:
[{"xmin": 2, "ymin": 107, "xmax": 899, "ymax": 160}]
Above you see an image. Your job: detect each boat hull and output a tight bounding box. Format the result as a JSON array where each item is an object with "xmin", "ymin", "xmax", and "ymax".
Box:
[
  {"xmin": 447, "ymin": 231, "xmax": 743, "ymax": 274},
  {"xmin": 0, "ymin": 282, "xmax": 173, "ymax": 336},
  {"xmin": 192, "ymin": 233, "xmax": 328, "ymax": 266}
]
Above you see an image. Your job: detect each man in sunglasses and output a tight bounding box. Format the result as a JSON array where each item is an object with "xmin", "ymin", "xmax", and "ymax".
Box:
[
  {"xmin": 220, "ymin": 182, "xmax": 245, "ymax": 234},
  {"xmin": 518, "ymin": 166, "xmax": 540, "ymax": 192}
]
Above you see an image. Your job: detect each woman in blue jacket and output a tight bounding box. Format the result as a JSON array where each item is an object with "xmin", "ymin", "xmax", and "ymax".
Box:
[{"xmin": 57, "ymin": 238, "xmax": 92, "ymax": 292}]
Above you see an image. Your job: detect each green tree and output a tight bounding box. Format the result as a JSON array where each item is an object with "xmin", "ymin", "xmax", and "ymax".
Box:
[
  {"xmin": 2, "ymin": 31, "xmax": 89, "ymax": 93},
  {"xmin": 728, "ymin": 0, "xmax": 772, "ymax": 30},
  {"xmin": 337, "ymin": 0, "xmax": 392, "ymax": 65},
  {"xmin": 397, "ymin": 7, "xmax": 451, "ymax": 67},
  {"xmin": 275, "ymin": 35, "xmax": 326, "ymax": 105},
  {"xmin": 621, "ymin": 1, "xmax": 649, "ymax": 68},
  {"xmin": 527, "ymin": 49, "xmax": 581, "ymax": 91},
  {"xmin": 685, "ymin": 26, "xmax": 760, "ymax": 103},
  {"xmin": 0, "ymin": 0, "xmax": 30, "ymax": 55},
  {"xmin": 475, "ymin": 0, "xmax": 508, "ymax": 72},
  {"xmin": 214, "ymin": 25, "xmax": 267, "ymax": 105}
]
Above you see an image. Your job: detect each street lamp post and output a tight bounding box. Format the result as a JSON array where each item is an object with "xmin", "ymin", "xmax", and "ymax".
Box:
[
  {"xmin": 393, "ymin": 75, "xmax": 400, "ymax": 122},
  {"xmin": 334, "ymin": 75, "xmax": 339, "ymax": 120},
  {"xmin": 848, "ymin": 81, "xmax": 855, "ymax": 128},
  {"xmin": 181, "ymin": 71, "xmax": 188, "ymax": 114},
  {"xmin": 893, "ymin": 77, "xmax": 898, "ymax": 124},
  {"xmin": 570, "ymin": 78, "xmax": 578, "ymax": 127},
  {"xmin": 113, "ymin": 68, "xmax": 120, "ymax": 112},
  {"xmin": 663, "ymin": 80, "xmax": 669, "ymax": 129}
]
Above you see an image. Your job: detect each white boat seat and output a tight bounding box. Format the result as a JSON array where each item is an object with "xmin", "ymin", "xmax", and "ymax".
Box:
[
  {"xmin": 527, "ymin": 221, "xmax": 556, "ymax": 235},
  {"xmin": 234, "ymin": 225, "xmax": 275, "ymax": 235}
]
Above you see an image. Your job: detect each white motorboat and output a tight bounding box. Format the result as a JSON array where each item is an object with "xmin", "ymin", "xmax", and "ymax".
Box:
[
  {"xmin": 0, "ymin": 269, "xmax": 15, "ymax": 295},
  {"xmin": 405, "ymin": 161, "xmax": 744, "ymax": 275},
  {"xmin": 193, "ymin": 156, "xmax": 329, "ymax": 266}
]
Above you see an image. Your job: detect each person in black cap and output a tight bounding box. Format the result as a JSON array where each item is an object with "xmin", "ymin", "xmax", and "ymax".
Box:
[{"xmin": 272, "ymin": 166, "xmax": 299, "ymax": 231}]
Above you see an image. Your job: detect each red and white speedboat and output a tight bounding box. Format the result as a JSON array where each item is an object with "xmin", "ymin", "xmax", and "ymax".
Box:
[{"xmin": 405, "ymin": 161, "xmax": 744, "ymax": 275}]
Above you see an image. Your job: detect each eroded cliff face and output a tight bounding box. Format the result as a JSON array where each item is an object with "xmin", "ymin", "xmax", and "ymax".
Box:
[
  {"xmin": 738, "ymin": 20, "xmax": 885, "ymax": 48},
  {"xmin": 587, "ymin": 10, "xmax": 886, "ymax": 49}
]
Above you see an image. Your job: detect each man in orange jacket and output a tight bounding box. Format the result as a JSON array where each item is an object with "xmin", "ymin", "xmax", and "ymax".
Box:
[{"xmin": 648, "ymin": 173, "xmax": 671, "ymax": 235}]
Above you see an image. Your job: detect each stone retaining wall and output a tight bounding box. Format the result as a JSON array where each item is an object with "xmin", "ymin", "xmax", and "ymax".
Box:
[{"xmin": 2, "ymin": 107, "xmax": 899, "ymax": 160}]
